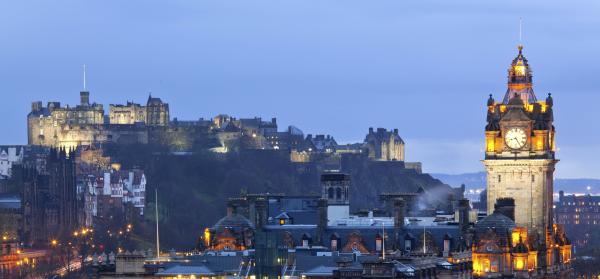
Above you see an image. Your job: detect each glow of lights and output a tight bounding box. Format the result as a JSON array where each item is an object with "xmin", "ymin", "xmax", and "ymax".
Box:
[
  {"xmin": 516, "ymin": 259, "xmax": 524, "ymax": 270},
  {"xmin": 204, "ymin": 228, "xmax": 211, "ymax": 247},
  {"xmin": 514, "ymin": 65, "xmax": 526, "ymax": 76}
]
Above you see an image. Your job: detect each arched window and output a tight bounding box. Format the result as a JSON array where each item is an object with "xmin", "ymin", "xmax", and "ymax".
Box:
[
  {"xmin": 336, "ymin": 187, "xmax": 342, "ymax": 199},
  {"xmin": 328, "ymin": 187, "xmax": 334, "ymax": 199}
]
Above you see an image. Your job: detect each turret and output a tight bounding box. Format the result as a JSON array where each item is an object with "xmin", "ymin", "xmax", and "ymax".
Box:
[
  {"xmin": 80, "ymin": 91, "xmax": 90, "ymax": 106},
  {"xmin": 504, "ymin": 45, "xmax": 536, "ymax": 104}
]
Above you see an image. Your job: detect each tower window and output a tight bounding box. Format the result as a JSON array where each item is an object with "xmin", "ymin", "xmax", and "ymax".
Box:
[
  {"xmin": 532, "ymin": 175, "xmax": 535, "ymax": 182},
  {"xmin": 336, "ymin": 188, "xmax": 342, "ymax": 199},
  {"xmin": 328, "ymin": 188, "xmax": 334, "ymax": 199},
  {"xmin": 498, "ymin": 175, "xmax": 502, "ymax": 183}
]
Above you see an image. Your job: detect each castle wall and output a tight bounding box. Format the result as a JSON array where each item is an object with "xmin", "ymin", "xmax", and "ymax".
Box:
[{"xmin": 109, "ymin": 104, "xmax": 146, "ymax": 124}]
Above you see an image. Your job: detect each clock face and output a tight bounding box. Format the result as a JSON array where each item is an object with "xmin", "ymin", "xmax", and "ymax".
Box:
[{"xmin": 505, "ymin": 127, "xmax": 527, "ymax": 150}]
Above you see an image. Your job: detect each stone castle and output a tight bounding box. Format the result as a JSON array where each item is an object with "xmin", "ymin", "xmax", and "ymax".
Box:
[
  {"xmin": 27, "ymin": 91, "xmax": 410, "ymax": 165},
  {"xmin": 28, "ymin": 91, "xmax": 169, "ymax": 149}
]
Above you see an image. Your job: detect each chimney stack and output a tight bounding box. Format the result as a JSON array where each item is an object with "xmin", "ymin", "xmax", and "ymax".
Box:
[
  {"xmin": 254, "ymin": 198, "xmax": 268, "ymax": 229},
  {"xmin": 226, "ymin": 199, "xmax": 236, "ymax": 217},
  {"xmin": 316, "ymin": 199, "xmax": 328, "ymax": 245},
  {"xmin": 458, "ymin": 198, "xmax": 470, "ymax": 233},
  {"xmin": 393, "ymin": 198, "xmax": 405, "ymax": 249},
  {"xmin": 494, "ymin": 198, "xmax": 515, "ymax": 221}
]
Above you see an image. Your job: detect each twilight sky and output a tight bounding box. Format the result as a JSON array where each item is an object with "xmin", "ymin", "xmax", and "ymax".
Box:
[{"xmin": 1, "ymin": 0, "xmax": 599, "ymax": 178}]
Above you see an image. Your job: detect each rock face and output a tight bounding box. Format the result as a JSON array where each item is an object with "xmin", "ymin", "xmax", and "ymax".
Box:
[{"xmin": 105, "ymin": 144, "xmax": 455, "ymax": 249}]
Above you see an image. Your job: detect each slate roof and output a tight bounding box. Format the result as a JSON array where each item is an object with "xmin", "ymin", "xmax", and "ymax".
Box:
[
  {"xmin": 474, "ymin": 211, "xmax": 515, "ymax": 232},
  {"xmin": 212, "ymin": 214, "xmax": 255, "ymax": 233}
]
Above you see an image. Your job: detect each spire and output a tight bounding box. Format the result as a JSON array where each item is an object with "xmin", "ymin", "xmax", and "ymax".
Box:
[
  {"xmin": 519, "ymin": 17, "xmax": 523, "ymax": 45},
  {"xmin": 503, "ymin": 43, "xmax": 536, "ymax": 104},
  {"xmin": 83, "ymin": 64, "xmax": 87, "ymax": 91}
]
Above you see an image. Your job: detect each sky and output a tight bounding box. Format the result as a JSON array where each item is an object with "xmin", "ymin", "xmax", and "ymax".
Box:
[{"xmin": 0, "ymin": 0, "xmax": 599, "ymax": 178}]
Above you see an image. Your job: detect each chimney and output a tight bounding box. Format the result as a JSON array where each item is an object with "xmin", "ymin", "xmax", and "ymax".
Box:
[
  {"xmin": 254, "ymin": 198, "xmax": 268, "ymax": 230},
  {"xmin": 559, "ymin": 190, "xmax": 564, "ymax": 202},
  {"xmin": 443, "ymin": 234, "xmax": 451, "ymax": 257},
  {"xmin": 393, "ymin": 128, "xmax": 398, "ymax": 135},
  {"xmin": 369, "ymin": 127, "xmax": 374, "ymax": 134},
  {"xmin": 393, "ymin": 198, "xmax": 405, "ymax": 230},
  {"xmin": 80, "ymin": 91, "xmax": 90, "ymax": 106},
  {"xmin": 458, "ymin": 198, "xmax": 470, "ymax": 233},
  {"xmin": 494, "ymin": 198, "xmax": 515, "ymax": 221},
  {"xmin": 226, "ymin": 199, "xmax": 236, "ymax": 217},
  {"xmin": 316, "ymin": 199, "xmax": 328, "ymax": 245},
  {"xmin": 393, "ymin": 198, "xmax": 405, "ymax": 248},
  {"xmin": 271, "ymin": 117, "xmax": 277, "ymax": 125}
]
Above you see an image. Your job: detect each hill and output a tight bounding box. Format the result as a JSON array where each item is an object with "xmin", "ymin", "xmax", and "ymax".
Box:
[{"xmin": 104, "ymin": 144, "xmax": 454, "ymax": 249}]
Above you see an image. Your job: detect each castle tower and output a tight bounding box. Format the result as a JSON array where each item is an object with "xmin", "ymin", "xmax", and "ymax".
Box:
[{"xmin": 483, "ymin": 45, "xmax": 556, "ymax": 244}]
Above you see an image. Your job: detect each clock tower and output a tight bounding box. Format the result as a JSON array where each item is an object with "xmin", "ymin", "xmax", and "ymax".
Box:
[{"xmin": 483, "ymin": 45, "xmax": 556, "ymax": 242}]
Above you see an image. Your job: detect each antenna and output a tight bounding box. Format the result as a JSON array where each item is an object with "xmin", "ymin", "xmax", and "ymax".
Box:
[
  {"xmin": 83, "ymin": 64, "xmax": 87, "ymax": 90},
  {"xmin": 519, "ymin": 17, "xmax": 523, "ymax": 43},
  {"xmin": 155, "ymin": 188, "xmax": 160, "ymax": 259}
]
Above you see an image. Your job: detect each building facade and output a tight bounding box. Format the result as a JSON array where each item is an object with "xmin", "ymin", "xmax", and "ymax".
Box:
[
  {"xmin": 365, "ymin": 128, "xmax": 405, "ymax": 161},
  {"xmin": 476, "ymin": 45, "xmax": 571, "ymax": 278},
  {"xmin": 22, "ymin": 148, "xmax": 81, "ymax": 246},
  {"xmin": 554, "ymin": 191, "xmax": 600, "ymax": 248}
]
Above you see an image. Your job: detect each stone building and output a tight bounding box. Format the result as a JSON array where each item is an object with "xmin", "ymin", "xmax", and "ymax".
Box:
[
  {"xmin": 146, "ymin": 95, "xmax": 170, "ymax": 126},
  {"xmin": 365, "ymin": 128, "xmax": 405, "ymax": 161},
  {"xmin": 0, "ymin": 146, "xmax": 24, "ymax": 178},
  {"xmin": 28, "ymin": 91, "xmax": 104, "ymax": 147},
  {"xmin": 22, "ymin": 148, "xmax": 81, "ymax": 246},
  {"xmin": 202, "ymin": 172, "xmax": 472, "ymax": 278},
  {"xmin": 478, "ymin": 44, "xmax": 572, "ymax": 278},
  {"xmin": 81, "ymin": 168, "xmax": 147, "ymax": 227},
  {"xmin": 554, "ymin": 191, "xmax": 600, "ymax": 248},
  {"xmin": 27, "ymin": 91, "xmax": 152, "ymax": 148},
  {"xmin": 472, "ymin": 199, "xmax": 571, "ymax": 278},
  {"xmin": 109, "ymin": 102, "xmax": 147, "ymax": 124}
]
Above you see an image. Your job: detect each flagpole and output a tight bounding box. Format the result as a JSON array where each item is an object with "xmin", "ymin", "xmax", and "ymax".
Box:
[{"xmin": 155, "ymin": 188, "xmax": 160, "ymax": 259}]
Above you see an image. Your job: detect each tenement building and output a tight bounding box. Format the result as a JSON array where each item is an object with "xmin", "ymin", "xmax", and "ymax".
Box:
[
  {"xmin": 475, "ymin": 44, "xmax": 572, "ymax": 278},
  {"xmin": 554, "ymin": 191, "xmax": 600, "ymax": 248}
]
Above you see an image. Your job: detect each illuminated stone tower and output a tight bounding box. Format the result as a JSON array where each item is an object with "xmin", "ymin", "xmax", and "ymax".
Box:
[{"xmin": 483, "ymin": 45, "xmax": 556, "ymax": 241}]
